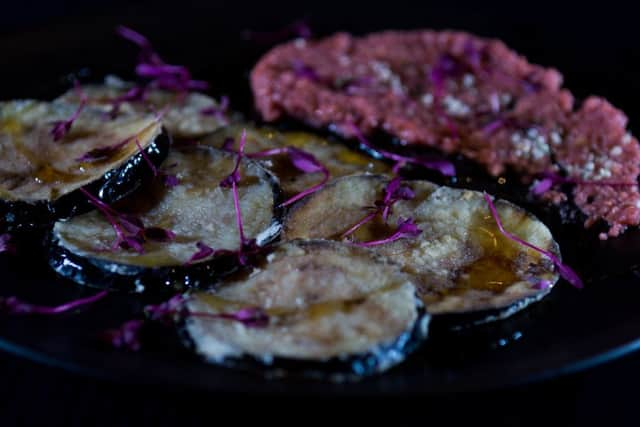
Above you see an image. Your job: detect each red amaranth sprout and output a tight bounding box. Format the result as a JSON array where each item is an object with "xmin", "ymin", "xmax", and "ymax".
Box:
[
  {"xmin": 341, "ymin": 177, "xmax": 416, "ymax": 238},
  {"xmin": 353, "ymin": 217, "xmax": 422, "ymax": 247},
  {"xmin": 0, "ymin": 234, "xmax": 14, "ymax": 254},
  {"xmin": 224, "ymin": 142, "xmax": 330, "ymax": 208},
  {"xmin": 108, "ymin": 86, "xmax": 148, "ymax": 118},
  {"xmin": 101, "ymin": 319, "xmax": 145, "ymax": 351},
  {"xmin": 50, "ymin": 80, "xmax": 87, "ymax": 142},
  {"xmin": 134, "ymin": 137, "xmax": 158, "ymax": 177},
  {"xmin": 483, "ymin": 192, "xmax": 583, "ymax": 288},
  {"xmin": 76, "ymin": 136, "xmax": 133, "ymax": 162},
  {"xmin": 200, "ymin": 96, "xmax": 229, "ymax": 121},
  {"xmin": 291, "ymin": 59, "xmax": 321, "ymax": 82},
  {"xmin": 531, "ymin": 171, "xmax": 637, "ymax": 196},
  {"xmin": 0, "ymin": 290, "xmax": 108, "ymax": 315},
  {"xmin": 185, "ymin": 241, "xmax": 216, "ymax": 265},
  {"xmin": 349, "ymin": 123, "xmax": 456, "ymax": 176},
  {"xmin": 117, "ymin": 25, "xmax": 208, "ymax": 95},
  {"xmin": 147, "ymin": 294, "xmax": 269, "ymax": 328},
  {"xmin": 79, "ymin": 188, "xmax": 175, "ymax": 253}
]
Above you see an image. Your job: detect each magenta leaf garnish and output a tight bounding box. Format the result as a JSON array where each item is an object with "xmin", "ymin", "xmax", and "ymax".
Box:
[
  {"xmin": 341, "ymin": 177, "xmax": 417, "ymax": 238},
  {"xmin": 340, "ymin": 211, "xmax": 378, "ymax": 239},
  {"xmin": 101, "ymin": 319, "xmax": 144, "ymax": 351},
  {"xmin": 50, "ymin": 80, "xmax": 87, "ymax": 142},
  {"xmin": 134, "ymin": 137, "xmax": 158, "ymax": 177},
  {"xmin": 0, "ymin": 290, "xmax": 108, "ymax": 315},
  {"xmin": 483, "ymin": 192, "xmax": 583, "ymax": 288},
  {"xmin": 215, "ymin": 307, "xmax": 270, "ymax": 328},
  {"xmin": 185, "ymin": 241, "xmax": 215, "ymax": 265},
  {"xmin": 378, "ymin": 176, "xmax": 415, "ymax": 221},
  {"xmin": 79, "ymin": 188, "xmax": 176, "ymax": 253},
  {"xmin": 145, "ymin": 294, "xmax": 187, "ymax": 323},
  {"xmin": 349, "ymin": 123, "xmax": 456, "ymax": 176},
  {"xmin": 146, "ymin": 294, "xmax": 269, "ymax": 327},
  {"xmin": 353, "ymin": 217, "xmax": 422, "ymax": 247},
  {"xmin": 533, "ymin": 279, "xmax": 552, "ymax": 290},
  {"xmin": 530, "ymin": 171, "xmax": 637, "ymax": 196},
  {"xmin": 117, "ymin": 25, "xmax": 208, "ymax": 94},
  {"xmin": 220, "ymin": 130, "xmax": 248, "ymax": 245},
  {"xmin": 0, "ymin": 234, "xmax": 15, "ymax": 254},
  {"xmin": 291, "ymin": 59, "xmax": 321, "ymax": 82},
  {"xmin": 76, "ymin": 136, "xmax": 132, "ymax": 162},
  {"xmin": 162, "ymin": 173, "xmax": 180, "ymax": 187},
  {"xmin": 108, "ymin": 85, "xmax": 148, "ymax": 118},
  {"xmin": 245, "ymin": 146, "xmax": 330, "ymax": 207},
  {"xmin": 200, "ymin": 96, "xmax": 229, "ymax": 122},
  {"xmin": 482, "ymin": 119, "xmax": 505, "ymax": 136}
]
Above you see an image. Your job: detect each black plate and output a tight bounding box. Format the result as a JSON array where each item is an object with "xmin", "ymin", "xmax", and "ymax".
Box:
[{"xmin": 1, "ymin": 2, "xmax": 640, "ymax": 395}]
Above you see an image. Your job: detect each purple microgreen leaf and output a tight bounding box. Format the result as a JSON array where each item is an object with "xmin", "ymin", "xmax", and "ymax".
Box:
[
  {"xmin": 288, "ymin": 147, "xmax": 325, "ymax": 173},
  {"xmin": 1, "ymin": 290, "xmax": 108, "ymax": 315},
  {"xmin": 100, "ymin": 319, "xmax": 144, "ymax": 351},
  {"xmin": 185, "ymin": 241, "xmax": 215, "ymax": 265},
  {"xmin": 134, "ymin": 137, "xmax": 158, "ymax": 177},
  {"xmin": 200, "ymin": 96, "xmax": 229, "ymax": 121},
  {"xmin": 349, "ymin": 123, "xmax": 456, "ymax": 176},
  {"xmin": 219, "ymin": 130, "xmax": 248, "ymax": 244},
  {"xmin": 118, "ymin": 25, "xmax": 208, "ymax": 94},
  {"xmin": 354, "ymin": 217, "xmax": 422, "ymax": 247},
  {"xmin": 216, "ymin": 306, "xmax": 270, "ymax": 327},
  {"xmin": 221, "ymin": 137, "xmax": 236, "ymax": 152},
  {"xmin": 529, "ymin": 171, "xmax": 637, "ymax": 196},
  {"xmin": 0, "ymin": 234, "xmax": 15, "ymax": 254},
  {"xmin": 483, "ymin": 192, "xmax": 583, "ymax": 288},
  {"xmin": 482, "ymin": 118, "xmax": 505, "ymax": 136},
  {"xmin": 219, "ymin": 130, "xmax": 246, "ymax": 189},
  {"xmin": 145, "ymin": 294, "xmax": 187, "ymax": 323},
  {"xmin": 162, "ymin": 173, "xmax": 180, "ymax": 187},
  {"xmin": 531, "ymin": 177, "xmax": 555, "ymax": 196},
  {"xmin": 249, "ymin": 146, "xmax": 331, "ymax": 208},
  {"xmin": 379, "ymin": 176, "xmax": 415, "ymax": 221},
  {"xmin": 291, "ymin": 59, "xmax": 320, "ymax": 82},
  {"xmin": 532, "ymin": 279, "xmax": 552, "ymax": 290},
  {"xmin": 340, "ymin": 210, "xmax": 378, "ymax": 239},
  {"xmin": 50, "ymin": 80, "xmax": 87, "ymax": 142},
  {"xmin": 76, "ymin": 136, "xmax": 133, "ymax": 162},
  {"xmin": 108, "ymin": 85, "xmax": 148, "ymax": 118}
]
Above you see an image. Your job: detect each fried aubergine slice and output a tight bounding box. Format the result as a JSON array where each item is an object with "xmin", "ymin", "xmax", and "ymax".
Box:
[
  {"xmin": 184, "ymin": 239, "xmax": 429, "ymax": 380},
  {"xmin": 284, "ymin": 174, "xmax": 560, "ymax": 325},
  {"xmin": 49, "ymin": 146, "xmax": 282, "ymax": 292},
  {"xmin": 0, "ymin": 100, "xmax": 169, "ymax": 232}
]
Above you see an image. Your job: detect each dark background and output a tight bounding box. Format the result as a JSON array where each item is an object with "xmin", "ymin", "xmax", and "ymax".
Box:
[{"xmin": 2, "ymin": 1, "xmax": 640, "ymax": 425}]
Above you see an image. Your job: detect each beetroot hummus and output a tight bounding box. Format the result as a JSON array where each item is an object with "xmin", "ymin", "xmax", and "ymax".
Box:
[{"xmin": 251, "ymin": 30, "xmax": 640, "ymax": 238}]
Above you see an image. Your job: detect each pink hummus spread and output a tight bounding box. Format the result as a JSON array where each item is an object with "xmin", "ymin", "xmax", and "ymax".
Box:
[{"xmin": 251, "ymin": 30, "xmax": 640, "ymax": 238}]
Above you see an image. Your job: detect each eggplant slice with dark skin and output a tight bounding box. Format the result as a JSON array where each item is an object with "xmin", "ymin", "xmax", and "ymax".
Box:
[
  {"xmin": 56, "ymin": 76, "xmax": 231, "ymax": 140},
  {"xmin": 49, "ymin": 146, "xmax": 283, "ymax": 292},
  {"xmin": 283, "ymin": 174, "xmax": 560, "ymax": 326},
  {"xmin": 201, "ymin": 124, "xmax": 390, "ymax": 199},
  {"xmin": 0, "ymin": 100, "xmax": 169, "ymax": 232},
  {"xmin": 183, "ymin": 239, "xmax": 429, "ymax": 380}
]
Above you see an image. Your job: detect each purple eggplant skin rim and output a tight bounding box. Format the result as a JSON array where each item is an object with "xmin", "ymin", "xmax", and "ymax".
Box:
[
  {"xmin": 0, "ymin": 128, "xmax": 172, "ymax": 234},
  {"xmin": 46, "ymin": 157, "xmax": 285, "ymax": 293}
]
